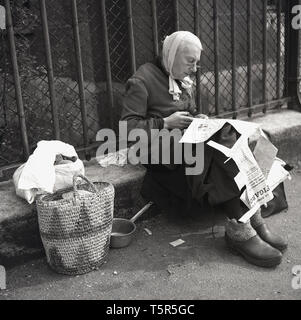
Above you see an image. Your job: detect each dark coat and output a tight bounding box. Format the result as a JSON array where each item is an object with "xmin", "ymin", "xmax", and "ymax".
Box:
[{"xmin": 121, "ymin": 59, "xmax": 240, "ymax": 215}]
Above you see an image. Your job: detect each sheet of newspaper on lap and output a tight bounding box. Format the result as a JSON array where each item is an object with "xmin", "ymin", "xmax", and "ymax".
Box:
[{"xmin": 180, "ymin": 118, "xmax": 291, "ymax": 223}]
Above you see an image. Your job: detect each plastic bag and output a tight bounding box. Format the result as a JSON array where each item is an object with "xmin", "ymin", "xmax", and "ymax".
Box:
[
  {"xmin": 53, "ymin": 159, "xmax": 85, "ymax": 192},
  {"xmin": 13, "ymin": 163, "xmax": 40, "ymax": 204},
  {"xmin": 13, "ymin": 140, "xmax": 85, "ymax": 204}
]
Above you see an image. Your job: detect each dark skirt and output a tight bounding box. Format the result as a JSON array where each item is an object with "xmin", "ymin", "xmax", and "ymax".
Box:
[{"xmin": 141, "ymin": 124, "xmax": 242, "ymax": 215}]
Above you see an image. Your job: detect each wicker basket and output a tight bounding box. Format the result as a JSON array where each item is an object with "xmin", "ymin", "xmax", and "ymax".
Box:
[{"xmin": 36, "ymin": 174, "xmax": 114, "ymax": 275}]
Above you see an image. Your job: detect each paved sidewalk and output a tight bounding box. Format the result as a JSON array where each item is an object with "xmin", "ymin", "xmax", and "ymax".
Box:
[{"xmin": 0, "ymin": 171, "xmax": 300, "ymax": 300}]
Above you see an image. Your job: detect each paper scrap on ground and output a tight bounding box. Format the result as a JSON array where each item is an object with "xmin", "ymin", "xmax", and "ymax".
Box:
[
  {"xmin": 144, "ymin": 228, "xmax": 152, "ymax": 236},
  {"xmin": 169, "ymin": 239, "xmax": 185, "ymax": 247},
  {"xmin": 0, "ymin": 6, "xmax": 5, "ymax": 30}
]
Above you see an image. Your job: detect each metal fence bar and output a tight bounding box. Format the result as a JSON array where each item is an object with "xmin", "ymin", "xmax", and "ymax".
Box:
[
  {"xmin": 174, "ymin": 0, "xmax": 180, "ymax": 31},
  {"xmin": 247, "ymin": 0, "xmax": 253, "ymax": 117},
  {"xmin": 101, "ymin": 0, "xmax": 114, "ymax": 129},
  {"xmin": 40, "ymin": 0, "xmax": 60, "ymax": 140},
  {"xmin": 126, "ymin": 0, "xmax": 136, "ymax": 74},
  {"xmin": 71, "ymin": 0, "xmax": 88, "ymax": 150},
  {"xmin": 284, "ymin": 0, "xmax": 290, "ymax": 97},
  {"xmin": 151, "ymin": 0, "xmax": 159, "ymax": 57},
  {"xmin": 262, "ymin": 0, "xmax": 267, "ymax": 113},
  {"xmin": 276, "ymin": 0, "xmax": 281, "ymax": 101},
  {"xmin": 213, "ymin": 0, "xmax": 219, "ymax": 115},
  {"xmin": 152, "ymin": 0, "xmax": 159, "ymax": 57},
  {"xmin": 4, "ymin": 0, "xmax": 30, "ymax": 159},
  {"xmin": 194, "ymin": 0, "xmax": 201, "ymax": 113},
  {"xmin": 287, "ymin": 0, "xmax": 301, "ymax": 111},
  {"xmin": 231, "ymin": 0, "xmax": 237, "ymax": 118}
]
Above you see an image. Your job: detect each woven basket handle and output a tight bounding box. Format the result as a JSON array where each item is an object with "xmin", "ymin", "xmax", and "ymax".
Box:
[{"xmin": 73, "ymin": 174, "xmax": 98, "ymax": 195}]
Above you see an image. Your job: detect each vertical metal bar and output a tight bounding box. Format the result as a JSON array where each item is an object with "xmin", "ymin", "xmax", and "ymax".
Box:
[
  {"xmin": 5, "ymin": 0, "xmax": 30, "ymax": 158},
  {"xmin": 213, "ymin": 0, "xmax": 219, "ymax": 116},
  {"xmin": 194, "ymin": 0, "xmax": 201, "ymax": 113},
  {"xmin": 40, "ymin": 0, "xmax": 60, "ymax": 139},
  {"xmin": 287, "ymin": 0, "xmax": 301, "ymax": 111},
  {"xmin": 287, "ymin": 0, "xmax": 301, "ymax": 110},
  {"xmin": 231, "ymin": 0, "xmax": 237, "ymax": 118},
  {"xmin": 126, "ymin": 0, "xmax": 136, "ymax": 74},
  {"xmin": 174, "ymin": 0, "xmax": 180, "ymax": 31},
  {"xmin": 262, "ymin": 0, "xmax": 267, "ymax": 113},
  {"xmin": 101, "ymin": 0, "xmax": 114, "ymax": 129},
  {"xmin": 194, "ymin": 0, "xmax": 200, "ymax": 39},
  {"xmin": 151, "ymin": 0, "xmax": 159, "ymax": 57},
  {"xmin": 276, "ymin": 0, "xmax": 281, "ymax": 101},
  {"xmin": 71, "ymin": 0, "xmax": 88, "ymax": 150},
  {"xmin": 247, "ymin": 0, "xmax": 253, "ymax": 117},
  {"xmin": 283, "ymin": 0, "xmax": 290, "ymax": 97}
]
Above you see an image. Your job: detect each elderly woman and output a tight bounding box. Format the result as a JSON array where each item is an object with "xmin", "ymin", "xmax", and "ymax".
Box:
[{"xmin": 120, "ymin": 31, "xmax": 287, "ymax": 268}]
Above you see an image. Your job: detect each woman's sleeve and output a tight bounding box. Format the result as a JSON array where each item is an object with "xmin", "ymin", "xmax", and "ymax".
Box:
[{"xmin": 120, "ymin": 78, "xmax": 164, "ymax": 136}]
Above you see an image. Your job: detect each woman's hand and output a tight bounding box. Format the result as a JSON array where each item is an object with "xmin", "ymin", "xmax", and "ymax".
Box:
[
  {"xmin": 163, "ymin": 111, "xmax": 194, "ymax": 129},
  {"xmin": 193, "ymin": 113, "xmax": 209, "ymax": 119}
]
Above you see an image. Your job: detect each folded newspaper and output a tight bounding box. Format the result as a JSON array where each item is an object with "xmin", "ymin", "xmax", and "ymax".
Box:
[
  {"xmin": 180, "ymin": 118, "xmax": 260, "ymax": 144},
  {"xmin": 181, "ymin": 118, "xmax": 291, "ymax": 222}
]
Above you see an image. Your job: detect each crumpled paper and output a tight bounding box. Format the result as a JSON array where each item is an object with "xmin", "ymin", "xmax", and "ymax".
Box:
[{"xmin": 96, "ymin": 148, "xmax": 129, "ymax": 167}]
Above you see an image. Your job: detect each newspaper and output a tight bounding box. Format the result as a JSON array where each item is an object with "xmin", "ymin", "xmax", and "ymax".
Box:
[
  {"xmin": 182, "ymin": 118, "xmax": 291, "ymax": 223},
  {"xmin": 180, "ymin": 118, "xmax": 259, "ymax": 144},
  {"xmin": 207, "ymin": 136, "xmax": 274, "ymax": 222},
  {"xmin": 240, "ymin": 157, "xmax": 291, "ymax": 211},
  {"xmin": 253, "ymin": 134, "xmax": 278, "ymax": 178}
]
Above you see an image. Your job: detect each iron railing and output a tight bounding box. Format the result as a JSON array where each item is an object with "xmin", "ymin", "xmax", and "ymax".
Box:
[{"xmin": 0, "ymin": 0, "xmax": 301, "ymax": 176}]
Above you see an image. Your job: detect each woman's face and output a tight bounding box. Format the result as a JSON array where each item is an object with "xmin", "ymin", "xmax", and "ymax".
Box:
[{"xmin": 171, "ymin": 42, "xmax": 202, "ymax": 80}]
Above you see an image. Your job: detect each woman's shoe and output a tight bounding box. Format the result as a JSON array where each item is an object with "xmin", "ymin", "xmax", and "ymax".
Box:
[
  {"xmin": 251, "ymin": 210, "xmax": 288, "ymax": 252},
  {"xmin": 225, "ymin": 219, "xmax": 282, "ymax": 268}
]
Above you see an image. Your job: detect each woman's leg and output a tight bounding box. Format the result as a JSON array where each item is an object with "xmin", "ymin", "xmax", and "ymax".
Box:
[
  {"xmin": 250, "ymin": 209, "xmax": 288, "ymax": 252},
  {"xmin": 203, "ymin": 126, "xmax": 283, "ymax": 267},
  {"xmin": 141, "ymin": 164, "xmax": 194, "ymax": 216},
  {"xmin": 221, "ymin": 197, "xmax": 248, "ymax": 220}
]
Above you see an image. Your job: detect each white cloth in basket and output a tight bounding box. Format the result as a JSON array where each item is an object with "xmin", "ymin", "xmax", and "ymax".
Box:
[{"xmin": 16, "ymin": 140, "xmax": 84, "ymax": 198}]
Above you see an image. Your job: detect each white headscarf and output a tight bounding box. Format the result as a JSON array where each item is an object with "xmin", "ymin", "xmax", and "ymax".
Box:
[{"xmin": 162, "ymin": 31, "xmax": 203, "ymax": 101}]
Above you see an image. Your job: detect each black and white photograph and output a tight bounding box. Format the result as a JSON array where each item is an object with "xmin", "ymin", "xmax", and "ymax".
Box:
[{"xmin": 0, "ymin": 0, "xmax": 300, "ymax": 305}]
